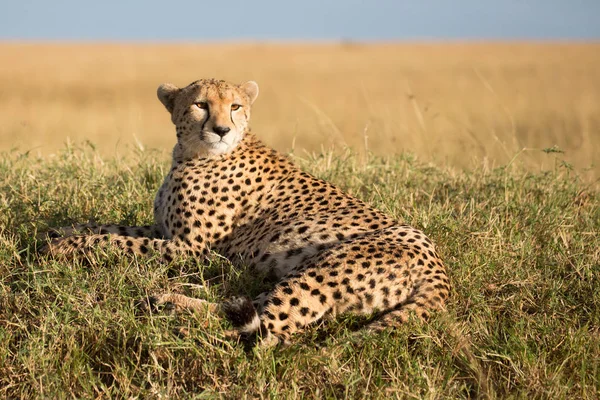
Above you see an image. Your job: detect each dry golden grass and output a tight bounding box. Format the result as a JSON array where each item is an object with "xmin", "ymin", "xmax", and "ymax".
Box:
[{"xmin": 0, "ymin": 42, "xmax": 598, "ymax": 180}]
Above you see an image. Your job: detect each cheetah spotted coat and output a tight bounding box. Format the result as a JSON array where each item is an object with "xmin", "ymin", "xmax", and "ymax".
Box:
[{"xmin": 44, "ymin": 79, "xmax": 450, "ymax": 346}]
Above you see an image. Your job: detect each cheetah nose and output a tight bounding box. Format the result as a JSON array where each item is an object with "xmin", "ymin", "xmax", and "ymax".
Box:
[{"xmin": 213, "ymin": 126, "xmax": 231, "ymax": 137}]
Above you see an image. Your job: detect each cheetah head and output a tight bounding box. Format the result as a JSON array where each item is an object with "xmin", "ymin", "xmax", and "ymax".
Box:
[{"xmin": 157, "ymin": 79, "xmax": 259, "ymax": 159}]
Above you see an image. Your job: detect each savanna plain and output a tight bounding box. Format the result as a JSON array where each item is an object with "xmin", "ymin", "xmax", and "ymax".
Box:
[{"xmin": 0, "ymin": 43, "xmax": 598, "ymax": 398}]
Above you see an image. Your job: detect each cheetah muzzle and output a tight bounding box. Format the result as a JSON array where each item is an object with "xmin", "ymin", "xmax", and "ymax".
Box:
[{"xmin": 43, "ymin": 78, "xmax": 451, "ymax": 347}]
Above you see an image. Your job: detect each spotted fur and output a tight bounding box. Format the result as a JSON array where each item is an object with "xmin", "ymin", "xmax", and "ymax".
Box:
[{"xmin": 44, "ymin": 78, "xmax": 450, "ymax": 346}]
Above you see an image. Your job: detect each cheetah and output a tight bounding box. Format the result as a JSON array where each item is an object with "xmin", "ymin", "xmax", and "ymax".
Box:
[{"xmin": 44, "ymin": 78, "xmax": 450, "ymax": 346}]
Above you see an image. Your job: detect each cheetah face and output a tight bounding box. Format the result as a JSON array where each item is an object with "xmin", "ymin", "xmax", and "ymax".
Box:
[{"xmin": 157, "ymin": 79, "xmax": 259, "ymax": 158}]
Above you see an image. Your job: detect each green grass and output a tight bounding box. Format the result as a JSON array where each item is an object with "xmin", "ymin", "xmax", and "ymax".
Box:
[{"xmin": 0, "ymin": 143, "xmax": 598, "ymax": 398}]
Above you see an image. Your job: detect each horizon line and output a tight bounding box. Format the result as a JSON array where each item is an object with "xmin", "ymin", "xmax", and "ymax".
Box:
[{"xmin": 1, "ymin": 38, "xmax": 599, "ymax": 45}]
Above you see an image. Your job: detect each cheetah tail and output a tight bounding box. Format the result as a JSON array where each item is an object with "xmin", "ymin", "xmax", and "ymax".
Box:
[{"xmin": 220, "ymin": 296, "xmax": 266, "ymax": 338}]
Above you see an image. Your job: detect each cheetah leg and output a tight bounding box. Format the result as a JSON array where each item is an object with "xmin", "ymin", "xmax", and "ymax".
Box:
[
  {"xmin": 235, "ymin": 264, "xmax": 450, "ymax": 345},
  {"xmin": 138, "ymin": 291, "xmax": 269, "ymax": 325},
  {"xmin": 365, "ymin": 280, "xmax": 449, "ymax": 332},
  {"xmin": 136, "ymin": 280, "xmax": 319, "ymax": 347},
  {"xmin": 364, "ymin": 302, "xmax": 430, "ymax": 332},
  {"xmin": 141, "ymin": 293, "xmax": 219, "ymax": 314},
  {"xmin": 137, "ymin": 293, "xmax": 229, "ymax": 340},
  {"xmin": 46, "ymin": 223, "xmax": 163, "ymax": 239},
  {"xmin": 41, "ymin": 234, "xmax": 207, "ymax": 263}
]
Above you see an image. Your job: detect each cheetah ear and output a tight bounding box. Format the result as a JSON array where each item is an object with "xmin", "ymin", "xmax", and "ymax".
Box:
[
  {"xmin": 157, "ymin": 83, "xmax": 180, "ymax": 113},
  {"xmin": 241, "ymin": 81, "xmax": 259, "ymax": 105}
]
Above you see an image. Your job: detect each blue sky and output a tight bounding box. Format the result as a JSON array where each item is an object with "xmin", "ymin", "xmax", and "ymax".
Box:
[{"xmin": 1, "ymin": 0, "xmax": 599, "ymax": 41}]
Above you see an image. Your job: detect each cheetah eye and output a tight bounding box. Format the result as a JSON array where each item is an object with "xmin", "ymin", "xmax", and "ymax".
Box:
[
  {"xmin": 231, "ymin": 104, "xmax": 241, "ymax": 111},
  {"xmin": 195, "ymin": 102, "xmax": 208, "ymax": 110}
]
